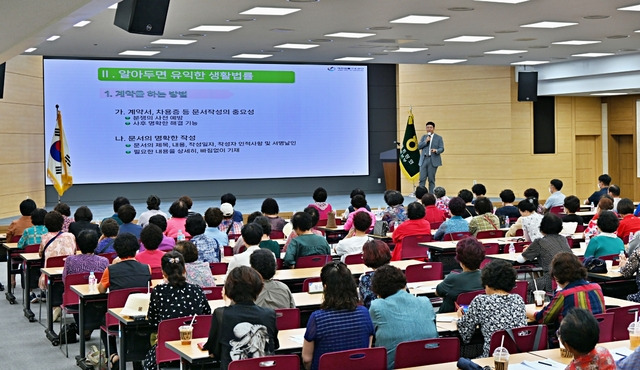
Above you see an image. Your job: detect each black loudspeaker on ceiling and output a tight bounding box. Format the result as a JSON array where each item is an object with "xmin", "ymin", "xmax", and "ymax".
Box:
[
  {"xmin": 114, "ymin": 0, "xmax": 170, "ymax": 35},
  {"xmin": 518, "ymin": 71, "xmax": 538, "ymax": 102}
]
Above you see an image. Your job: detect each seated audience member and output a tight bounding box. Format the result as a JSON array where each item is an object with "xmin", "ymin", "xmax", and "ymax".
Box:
[
  {"xmin": 203, "ymin": 266, "xmax": 279, "ymax": 370},
  {"xmin": 370, "ymin": 265, "xmax": 438, "ymax": 369},
  {"xmin": 103, "ymin": 196, "xmax": 130, "ymax": 225},
  {"xmin": 147, "ymin": 215, "xmax": 176, "ymax": 252},
  {"xmin": 232, "ymin": 211, "xmax": 263, "ymax": 254},
  {"xmin": 471, "ymin": 183, "xmax": 486, "ymax": 202},
  {"xmin": 302, "ymin": 262, "xmax": 374, "ymax": 370},
  {"xmin": 436, "ymin": 237, "xmax": 485, "ymax": 313},
  {"xmin": 7, "ymin": 198, "xmax": 37, "ymax": 242},
  {"xmin": 174, "ymin": 241, "xmax": 215, "ymax": 287},
  {"xmin": 391, "ymin": 202, "xmax": 431, "ymax": 261},
  {"xmin": 608, "ymin": 184, "xmax": 621, "ymax": 210},
  {"xmin": 562, "ymin": 195, "xmax": 584, "ymax": 224},
  {"xmin": 283, "ymin": 212, "xmax": 331, "ymax": 268},
  {"xmin": 135, "ymin": 224, "xmax": 166, "ymax": 268},
  {"xmin": 228, "ymin": 223, "xmax": 264, "ymax": 272},
  {"xmin": 54, "ymin": 203, "xmax": 74, "ymax": 233},
  {"xmin": 179, "ymin": 195, "xmax": 196, "ymax": 217},
  {"xmin": 530, "ymin": 253, "xmax": 605, "ymax": 326},
  {"xmin": 204, "ymin": 207, "xmax": 229, "ymax": 248},
  {"xmin": 518, "ymin": 213, "xmax": 572, "ymax": 294},
  {"xmin": 506, "ymin": 198, "xmax": 543, "ymax": 241},
  {"xmin": 335, "ymin": 211, "xmax": 371, "ymax": 262},
  {"xmin": 584, "ymin": 210, "xmax": 624, "ymax": 258},
  {"xmin": 68, "ymin": 206, "xmax": 100, "ymax": 239},
  {"xmin": 359, "ymin": 240, "xmax": 392, "ymax": 308},
  {"xmin": 584, "ymin": 196, "xmax": 614, "ymax": 239},
  {"xmin": 616, "ymin": 198, "xmax": 640, "ymax": 242},
  {"xmin": 261, "ymin": 198, "xmax": 286, "ymax": 232},
  {"xmin": 186, "ymin": 213, "xmax": 221, "ymax": 263},
  {"xmin": 382, "ymin": 190, "xmax": 407, "ymax": 226},
  {"xmin": 218, "ymin": 202, "xmax": 242, "ymax": 236},
  {"xmin": 283, "ymin": 207, "xmax": 323, "ymax": 252},
  {"xmin": 17, "ymin": 208, "xmax": 48, "ymax": 249},
  {"xmin": 253, "ymin": 216, "xmax": 281, "ymax": 256},
  {"xmin": 468, "ymin": 197, "xmax": 500, "ymax": 236},
  {"xmin": 142, "ymin": 251, "xmax": 211, "ymax": 370},
  {"xmin": 558, "ymin": 308, "xmax": 615, "ymax": 370},
  {"xmin": 543, "ymin": 178, "xmax": 566, "ymax": 211},
  {"xmin": 458, "ymin": 189, "xmax": 477, "ymax": 219},
  {"xmin": 619, "ymin": 244, "xmax": 640, "ymax": 303},
  {"xmin": 343, "ymin": 195, "xmax": 376, "ymax": 231},
  {"xmin": 586, "ymin": 173, "xmax": 611, "ymax": 206},
  {"xmin": 434, "ymin": 186, "xmax": 450, "ymax": 215},
  {"xmin": 414, "ymin": 185, "xmax": 428, "ymax": 201},
  {"xmin": 137, "ymin": 195, "xmax": 167, "ymax": 228},
  {"xmin": 307, "ymin": 187, "xmax": 333, "ymax": 222},
  {"xmin": 165, "ymin": 200, "xmax": 190, "ymax": 239},
  {"xmin": 96, "ymin": 218, "xmax": 118, "ymax": 254},
  {"xmin": 38, "ymin": 211, "xmax": 77, "ymax": 291},
  {"xmin": 345, "ymin": 188, "xmax": 371, "ymax": 218},
  {"xmin": 421, "ymin": 193, "xmax": 447, "ymax": 224},
  {"xmin": 524, "ymin": 188, "xmax": 545, "ymax": 214},
  {"xmin": 221, "ymin": 192, "xmax": 244, "ymax": 223},
  {"xmin": 117, "ymin": 204, "xmax": 142, "ymax": 239},
  {"xmin": 433, "ymin": 197, "xmax": 470, "ymax": 241},
  {"xmin": 250, "ymin": 249, "xmax": 295, "ymax": 309},
  {"xmin": 617, "ymin": 346, "xmax": 640, "ymax": 369},
  {"xmin": 457, "ymin": 260, "xmax": 527, "ymax": 358},
  {"xmin": 495, "ymin": 189, "xmax": 520, "ymax": 221}
]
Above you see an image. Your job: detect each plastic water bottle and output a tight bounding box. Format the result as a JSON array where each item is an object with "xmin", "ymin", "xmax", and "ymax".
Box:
[
  {"xmin": 590, "ymin": 202, "xmax": 595, "ymax": 212},
  {"xmin": 508, "ymin": 242, "xmax": 516, "ymax": 256},
  {"xmin": 505, "ymin": 217, "xmax": 510, "ymax": 228},
  {"xmin": 177, "ymin": 229, "xmax": 185, "ymax": 242},
  {"xmin": 88, "ymin": 271, "xmax": 97, "ymax": 291}
]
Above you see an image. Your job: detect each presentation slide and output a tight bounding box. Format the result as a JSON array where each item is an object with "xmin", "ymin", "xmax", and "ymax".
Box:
[{"xmin": 43, "ymin": 59, "xmax": 369, "ymax": 184}]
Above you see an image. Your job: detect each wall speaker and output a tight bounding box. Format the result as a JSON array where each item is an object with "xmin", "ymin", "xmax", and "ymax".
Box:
[
  {"xmin": 0, "ymin": 63, "xmax": 5, "ymax": 99},
  {"xmin": 518, "ymin": 71, "xmax": 538, "ymax": 102},
  {"xmin": 114, "ymin": 0, "xmax": 170, "ymax": 35}
]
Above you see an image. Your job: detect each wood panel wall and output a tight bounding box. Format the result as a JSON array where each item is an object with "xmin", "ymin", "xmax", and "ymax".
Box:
[{"xmin": 0, "ymin": 55, "xmax": 45, "ymax": 218}]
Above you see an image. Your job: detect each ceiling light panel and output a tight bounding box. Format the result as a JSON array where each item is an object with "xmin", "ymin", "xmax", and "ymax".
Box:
[
  {"xmin": 24, "ymin": 48, "xmax": 37, "ymax": 53},
  {"xmin": 484, "ymin": 49, "xmax": 527, "ymax": 54},
  {"xmin": 521, "ymin": 21, "xmax": 577, "ymax": 28},
  {"xmin": 572, "ymin": 52, "xmax": 614, "ymax": 57},
  {"xmin": 73, "ymin": 20, "xmax": 91, "ymax": 27},
  {"xmin": 511, "ymin": 60, "xmax": 549, "ymax": 65},
  {"xmin": 189, "ymin": 25, "xmax": 242, "ymax": 32},
  {"xmin": 445, "ymin": 35, "xmax": 494, "ymax": 42},
  {"xmin": 618, "ymin": 4, "xmax": 640, "ymax": 11},
  {"xmin": 388, "ymin": 47, "xmax": 429, "ymax": 52},
  {"xmin": 119, "ymin": 50, "xmax": 160, "ymax": 56},
  {"xmin": 552, "ymin": 40, "xmax": 601, "ymax": 45},
  {"xmin": 46, "ymin": 35, "xmax": 61, "ymax": 41},
  {"xmin": 274, "ymin": 43, "xmax": 319, "ymax": 49},
  {"xmin": 334, "ymin": 57, "xmax": 374, "ymax": 61},
  {"xmin": 232, "ymin": 54, "xmax": 273, "ymax": 59},
  {"xmin": 390, "ymin": 15, "xmax": 449, "ymax": 24},
  {"xmin": 240, "ymin": 7, "xmax": 301, "ymax": 16},
  {"xmin": 428, "ymin": 59, "xmax": 467, "ymax": 64},
  {"xmin": 151, "ymin": 39, "xmax": 197, "ymax": 45},
  {"xmin": 475, "ymin": 0, "xmax": 529, "ymax": 3},
  {"xmin": 325, "ymin": 32, "xmax": 376, "ymax": 38}
]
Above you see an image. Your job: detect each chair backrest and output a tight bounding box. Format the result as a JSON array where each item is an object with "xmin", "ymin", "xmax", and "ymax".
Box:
[
  {"xmin": 98, "ymin": 252, "xmax": 117, "ymax": 263},
  {"xmin": 514, "ymin": 228, "xmax": 524, "ymax": 237},
  {"xmin": 275, "ymin": 308, "xmax": 300, "ymax": 330},
  {"xmin": 228, "ymin": 355, "xmax": 300, "ymax": 370},
  {"xmin": 513, "ymin": 241, "xmax": 528, "ymax": 253},
  {"xmin": 594, "ymin": 312, "xmax": 614, "ymax": 343},
  {"xmin": 318, "ymin": 347, "xmax": 387, "ymax": 370},
  {"xmin": 23, "ymin": 244, "xmax": 40, "ymax": 253},
  {"xmin": 150, "ymin": 266, "xmax": 163, "ymax": 279},
  {"xmin": 456, "ymin": 289, "xmax": 485, "ymax": 306},
  {"xmin": 443, "ymin": 232, "xmax": 470, "ymax": 241},
  {"xmin": 276, "ymin": 258, "xmax": 284, "ymax": 270},
  {"xmin": 430, "ymin": 221, "xmax": 444, "ymax": 229},
  {"xmin": 224, "ymin": 245, "xmax": 234, "ymax": 256},
  {"xmin": 10, "ymin": 234, "xmax": 21, "ymax": 243},
  {"xmin": 394, "ymin": 337, "xmax": 460, "ymax": 368},
  {"xmin": 157, "ymin": 314, "xmax": 213, "ymax": 366},
  {"xmin": 209, "ymin": 262, "xmax": 229, "ymax": 275},
  {"xmin": 575, "ymin": 224, "xmax": 586, "ymax": 232},
  {"xmin": 344, "ymin": 253, "xmax": 364, "ymax": 265},
  {"xmin": 400, "ymin": 234, "xmax": 432, "ymax": 260},
  {"xmin": 510, "ymin": 280, "xmax": 528, "ymax": 303},
  {"xmin": 489, "ymin": 325, "xmax": 548, "ymax": 354},
  {"xmin": 269, "ymin": 230, "xmax": 285, "ymax": 240},
  {"xmin": 608, "ymin": 305, "xmax": 640, "ymax": 341},
  {"xmin": 202, "ymin": 286, "xmax": 223, "ymax": 300},
  {"xmin": 296, "ymin": 254, "xmax": 329, "ymax": 268},
  {"xmin": 599, "ymin": 254, "xmax": 620, "ymax": 265},
  {"xmin": 63, "ymin": 272, "xmax": 104, "ymax": 308},
  {"xmin": 476, "ymin": 230, "xmax": 505, "ymax": 239},
  {"xmin": 301, "ymin": 277, "xmax": 322, "ymax": 293},
  {"xmin": 482, "ymin": 243, "xmax": 499, "ymax": 255},
  {"xmin": 404, "ymin": 262, "xmax": 443, "ymax": 282},
  {"xmin": 46, "ymin": 255, "xmax": 69, "ymax": 268},
  {"xmin": 549, "ymin": 206, "xmax": 564, "ymax": 215},
  {"xmin": 228, "ymin": 233, "xmax": 241, "ymax": 241}
]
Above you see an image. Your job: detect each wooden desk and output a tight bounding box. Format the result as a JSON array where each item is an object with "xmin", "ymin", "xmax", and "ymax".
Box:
[
  {"xmin": 525, "ymin": 296, "xmax": 639, "ymax": 319},
  {"xmin": 486, "ymin": 247, "xmax": 586, "ymax": 263},
  {"xmin": 530, "ymin": 340, "xmax": 631, "ymax": 366},
  {"xmin": 108, "ymin": 307, "xmax": 153, "ymax": 370},
  {"xmin": 41, "ymin": 266, "xmax": 65, "ymax": 345},
  {"xmin": 19, "ymin": 252, "xmax": 42, "ymax": 322},
  {"xmin": 588, "ymin": 269, "xmax": 625, "ymax": 281},
  {"xmin": 1, "ymin": 242, "xmax": 19, "ymax": 304}
]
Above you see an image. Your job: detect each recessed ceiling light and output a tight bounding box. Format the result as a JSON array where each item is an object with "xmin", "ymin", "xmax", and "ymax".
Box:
[
  {"xmin": 46, "ymin": 35, "xmax": 61, "ymax": 41},
  {"xmin": 151, "ymin": 39, "xmax": 197, "ymax": 45},
  {"xmin": 607, "ymin": 35, "xmax": 629, "ymax": 39},
  {"xmin": 553, "ymin": 40, "xmax": 601, "ymax": 45},
  {"xmin": 226, "ymin": 18, "xmax": 255, "ymax": 23},
  {"xmin": 274, "ymin": 43, "xmax": 319, "ymax": 49},
  {"xmin": 232, "ymin": 53, "xmax": 273, "ymax": 59},
  {"xmin": 334, "ymin": 57, "xmax": 374, "ymax": 61},
  {"xmin": 260, "ymin": 49, "xmax": 283, "ymax": 53},
  {"xmin": 24, "ymin": 48, "xmax": 37, "ymax": 53},
  {"xmin": 515, "ymin": 38, "xmax": 537, "ymax": 41},
  {"xmin": 367, "ymin": 26, "xmax": 392, "ymax": 31},
  {"xmin": 287, "ymin": 0, "xmax": 318, "ymax": 2},
  {"xmin": 271, "ymin": 28, "xmax": 294, "ymax": 32},
  {"xmin": 485, "ymin": 49, "xmax": 527, "ymax": 54},
  {"xmin": 448, "ymin": 7, "xmax": 474, "ymax": 11},
  {"xmin": 424, "ymin": 43, "xmax": 445, "ymax": 47},
  {"xmin": 428, "ymin": 59, "xmax": 467, "ymax": 64},
  {"xmin": 475, "ymin": 0, "xmax": 529, "ymax": 3},
  {"xmin": 495, "ymin": 30, "xmax": 518, "ymax": 34},
  {"xmin": 618, "ymin": 4, "xmax": 640, "ymax": 11},
  {"xmin": 444, "ymin": 35, "xmax": 494, "ymax": 42},
  {"xmin": 108, "ymin": 3, "xmax": 118, "ymax": 9},
  {"xmin": 387, "ymin": 47, "xmax": 428, "ymax": 52},
  {"xmin": 583, "ymin": 15, "xmax": 609, "ymax": 19},
  {"xmin": 572, "ymin": 52, "xmax": 614, "ymax": 57},
  {"xmin": 180, "ymin": 33, "xmax": 205, "ymax": 37},
  {"xmin": 511, "ymin": 60, "xmax": 549, "ymax": 65},
  {"xmin": 521, "ymin": 21, "xmax": 577, "ymax": 28},
  {"xmin": 467, "ymin": 55, "xmax": 485, "ymax": 58},
  {"xmin": 240, "ymin": 7, "xmax": 300, "ymax": 16},
  {"xmin": 390, "ymin": 15, "xmax": 449, "ymax": 24},
  {"xmin": 144, "ymin": 45, "xmax": 168, "ymax": 49},
  {"xmin": 528, "ymin": 45, "xmax": 549, "ymax": 49},
  {"xmin": 325, "ymin": 32, "xmax": 375, "ymax": 39},
  {"xmin": 189, "ymin": 25, "xmax": 242, "ymax": 32},
  {"xmin": 119, "ymin": 50, "xmax": 160, "ymax": 56},
  {"xmin": 73, "ymin": 20, "xmax": 91, "ymax": 28},
  {"xmin": 309, "ymin": 38, "xmax": 333, "ymax": 43}
]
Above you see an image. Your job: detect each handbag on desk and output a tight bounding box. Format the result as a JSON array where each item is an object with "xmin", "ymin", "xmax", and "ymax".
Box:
[{"xmin": 583, "ymin": 256, "xmax": 607, "ymax": 273}]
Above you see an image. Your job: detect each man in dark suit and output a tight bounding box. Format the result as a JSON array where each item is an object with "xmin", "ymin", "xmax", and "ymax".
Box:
[{"xmin": 418, "ymin": 121, "xmax": 444, "ymax": 193}]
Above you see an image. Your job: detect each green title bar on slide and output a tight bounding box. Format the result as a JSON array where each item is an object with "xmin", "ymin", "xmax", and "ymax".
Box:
[{"xmin": 98, "ymin": 68, "xmax": 295, "ymax": 83}]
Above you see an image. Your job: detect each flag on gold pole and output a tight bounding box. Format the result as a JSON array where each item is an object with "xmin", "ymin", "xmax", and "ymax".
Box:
[
  {"xmin": 399, "ymin": 109, "xmax": 420, "ymax": 180},
  {"xmin": 46, "ymin": 105, "xmax": 73, "ymax": 197}
]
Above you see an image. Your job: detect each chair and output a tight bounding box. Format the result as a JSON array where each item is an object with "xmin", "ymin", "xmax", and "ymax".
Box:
[
  {"xmin": 476, "ymin": 230, "xmax": 505, "ymax": 239},
  {"xmin": 100, "ymin": 287, "xmax": 150, "ymax": 361},
  {"xmin": 455, "ymin": 289, "xmax": 485, "ymax": 306},
  {"xmin": 400, "ymin": 234, "xmax": 432, "ymax": 260},
  {"xmin": 276, "ymin": 258, "xmax": 284, "ymax": 270},
  {"xmin": 228, "ymin": 233, "xmax": 241, "ymax": 241},
  {"xmin": 224, "ymin": 245, "xmax": 234, "ymax": 256},
  {"xmin": 318, "ymin": 347, "xmax": 387, "ymax": 370},
  {"xmin": 404, "ymin": 262, "xmax": 443, "ymax": 282},
  {"xmin": 510, "ymin": 280, "xmax": 528, "ymax": 303},
  {"xmin": 269, "ymin": 230, "xmax": 285, "ymax": 239},
  {"xmin": 275, "ymin": 308, "xmax": 300, "ymax": 330},
  {"xmin": 302, "ymin": 277, "xmax": 322, "ymax": 293},
  {"xmin": 482, "ymin": 242, "xmax": 499, "ymax": 255},
  {"xmin": 98, "ymin": 252, "xmax": 117, "ymax": 263},
  {"xmin": 594, "ymin": 312, "xmax": 614, "ymax": 343},
  {"xmin": 514, "ymin": 228, "xmax": 524, "ymax": 237},
  {"xmin": 430, "ymin": 221, "xmax": 444, "ymax": 229},
  {"xmin": 228, "ymin": 355, "xmax": 300, "ymax": 370},
  {"xmin": 443, "ymin": 232, "xmax": 471, "ymax": 241},
  {"xmin": 608, "ymin": 305, "xmax": 640, "ymax": 340},
  {"xmin": 295, "ymin": 255, "xmax": 330, "ymax": 268},
  {"xmin": 59, "ymin": 272, "xmax": 103, "ymax": 357},
  {"xmin": 599, "ymin": 254, "xmax": 620, "ymax": 266},
  {"xmin": 10, "ymin": 235, "xmax": 21, "ymax": 243},
  {"xmin": 549, "ymin": 206, "xmax": 564, "ymax": 215},
  {"xmin": 202, "ymin": 286, "xmax": 223, "ymax": 300},
  {"xmin": 151, "ymin": 266, "xmax": 163, "ymax": 279},
  {"xmin": 156, "ymin": 315, "xmax": 213, "ymax": 367},
  {"xmin": 39, "ymin": 255, "xmax": 70, "ymax": 324},
  {"xmin": 344, "ymin": 253, "xmax": 363, "ymax": 265},
  {"xmin": 394, "ymin": 337, "xmax": 460, "ymax": 368},
  {"xmin": 209, "ymin": 262, "xmax": 229, "ymax": 275},
  {"xmin": 489, "ymin": 325, "xmax": 548, "ymax": 354}
]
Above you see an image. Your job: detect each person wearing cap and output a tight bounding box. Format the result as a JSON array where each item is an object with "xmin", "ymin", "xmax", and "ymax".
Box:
[
  {"xmin": 219, "ymin": 202, "xmax": 243, "ymax": 236},
  {"xmin": 418, "ymin": 121, "xmax": 444, "ymax": 193}
]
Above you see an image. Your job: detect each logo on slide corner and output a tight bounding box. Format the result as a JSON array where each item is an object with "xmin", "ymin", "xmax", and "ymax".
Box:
[{"xmin": 327, "ymin": 67, "xmax": 335, "ymax": 71}]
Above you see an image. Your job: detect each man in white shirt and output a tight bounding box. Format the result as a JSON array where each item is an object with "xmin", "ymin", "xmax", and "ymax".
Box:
[
  {"xmin": 608, "ymin": 184, "xmax": 621, "ymax": 210},
  {"xmin": 543, "ymin": 178, "xmax": 566, "ymax": 212},
  {"xmin": 227, "ymin": 223, "xmax": 264, "ymax": 272},
  {"xmin": 335, "ymin": 211, "xmax": 371, "ymax": 262}
]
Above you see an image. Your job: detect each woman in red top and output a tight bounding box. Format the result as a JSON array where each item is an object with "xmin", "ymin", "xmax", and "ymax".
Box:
[{"xmin": 391, "ymin": 202, "xmax": 431, "ymax": 261}]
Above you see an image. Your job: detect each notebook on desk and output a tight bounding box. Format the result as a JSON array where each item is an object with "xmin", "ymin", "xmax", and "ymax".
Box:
[{"xmin": 120, "ymin": 293, "xmax": 151, "ymax": 317}]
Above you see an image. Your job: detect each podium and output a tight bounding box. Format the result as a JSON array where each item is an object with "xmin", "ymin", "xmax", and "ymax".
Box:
[{"xmin": 379, "ymin": 149, "xmax": 400, "ymax": 191}]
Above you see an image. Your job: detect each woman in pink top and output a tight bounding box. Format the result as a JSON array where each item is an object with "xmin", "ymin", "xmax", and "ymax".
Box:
[
  {"xmin": 308, "ymin": 187, "xmax": 333, "ymax": 221},
  {"xmin": 165, "ymin": 200, "xmax": 190, "ymax": 239},
  {"xmin": 38, "ymin": 211, "xmax": 77, "ymax": 289},
  {"xmin": 343, "ymin": 195, "xmax": 376, "ymax": 231},
  {"xmin": 135, "ymin": 224, "xmax": 165, "ymax": 268}
]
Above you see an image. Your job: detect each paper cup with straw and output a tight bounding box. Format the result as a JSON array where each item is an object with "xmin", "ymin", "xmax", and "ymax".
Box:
[
  {"xmin": 630, "ymin": 311, "xmax": 640, "ymax": 350},
  {"xmin": 493, "ymin": 336, "xmax": 510, "ymax": 370}
]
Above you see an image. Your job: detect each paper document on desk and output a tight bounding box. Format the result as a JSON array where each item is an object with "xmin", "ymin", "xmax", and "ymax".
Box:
[
  {"xmin": 519, "ymin": 359, "xmax": 565, "ymax": 369},
  {"xmin": 435, "ymin": 315, "xmax": 456, "ymax": 322},
  {"xmin": 289, "ymin": 335, "xmax": 304, "ymax": 344},
  {"xmin": 612, "ymin": 347, "xmax": 634, "ymax": 361}
]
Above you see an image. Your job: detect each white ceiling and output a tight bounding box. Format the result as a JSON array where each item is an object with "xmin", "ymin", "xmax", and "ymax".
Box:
[{"xmin": 4, "ymin": 0, "xmax": 640, "ymax": 67}]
